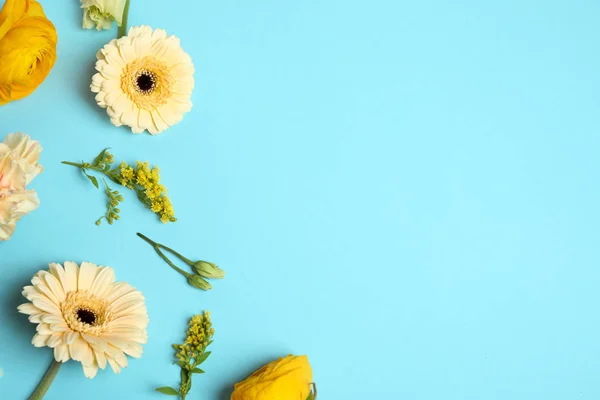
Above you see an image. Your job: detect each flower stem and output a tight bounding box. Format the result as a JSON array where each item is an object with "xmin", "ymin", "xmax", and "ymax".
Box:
[
  {"xmin": 137, "ymin": 233, "xmax": 191, "ymax": 277},
  {"xmin": 118, "ymin": 0, "xmax": 131, "ymax": 38},
  {"xmin": 159, "ymin": 244, "xmax": 195, "ymax": 266},
  {"xmin": 61, "ymin": 161, "xmax": 84, "ymax": 168},
  {"xmin": 29, "ymin": 360, "xmax": 62, "ymax": 400}
]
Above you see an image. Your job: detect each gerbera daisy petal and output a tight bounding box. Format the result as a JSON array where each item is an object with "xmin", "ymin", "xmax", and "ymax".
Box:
[
  {"xmin": 17, "ymin": 302, "xmax": 39, "ymax": 315},
  {"xmin": 89, "ymin": 267, "xmax": 116, "ymax": 297},
  {"xmin": 63, "ymin": 263, "xmax": 79, "ymax": 292},
  {"xmin": 32, "ymin": 333, "xmax": 48, "ymax": 347},
  {"xmin": 54, "ymin": 343, "xmax": 69, "ymax": 362},
  {"xmin": 78, "ymin": 261, "xmax": 99, "ymax": 291},
  {"xmin": 91, "ymin": 25, "xmax": 194, "ymax": 135},
  {"xmin": 83, "ymin": 364, "xmax": 99, "ymax": 379},
  {"xmin": 107, "ymin": 356, "xmax": 121, "ymax": 374},
  {"xmin": 19, "ymin": 262, "xmax": 149, "ymax": 378}
]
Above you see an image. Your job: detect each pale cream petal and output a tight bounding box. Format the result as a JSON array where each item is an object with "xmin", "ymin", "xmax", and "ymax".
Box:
[
  {"xmin": 101, "ymin": 78, "xmax": 121, "ymax": 94},
  {"xmin": 54, "ymin": 344, "xmax": 70, "ymax": 362},
  {"xmin": 101, "ymin": 44, "xmax": 126, "ymax": 68},
  {"xmin": 32, "ymin": 333, "xmax": 48, "ymax": 347},
  {"xmin": 46, "ymin": 333, "xmax": 63, "ymax": 348},
  {"xmin": 106, "ymin": 106, "xmax": 122, "ymax": 120},
  {"xmin": 105, "ymin": 282, "xmax": 137, "ymax": 302},
  {"xmin": 149, "ymin": 110, "xmax": 168, "ymax": 134},
  {"xmin": 31, "ymin": 297, "xmax": 61, "ymax": 315},
  {"xmin": 64, "ymin": 330, "xmax": 79, "ymax": 345},
  {"xmin": 78, "ymin": 262, "xmax": 98, "ymax": 292},
  {"xmin": 43, "ymin": 273, "xmax": 66, "ymax": 303},
  {"xmin": 95, "ymin": 91, "xmax": 108, "ymax": 108},
  {"xmin": 32, "ymin": 275, "xmax": 60, "ymax": 305},
  {"xmin": 156, "ymin": 102, "xmax": 183, "ymax": 127},
  {"xmin": 41, "ymin": 314, "xmax": 64, "ymax": 324},
  {"xmin": 110, "ymin": 314, "xmax": 149, "ymax": 330},
  {"xmin": 63, "ymin": 261, "xmax": 79, "ymax": 293},
  {"xmin": 48, "ymin": 263, "xmax": 68, "ymax": 294},
  {"xmin": 69, "ymin": 336, "xmax": 94, "ymax": 365},
  {"xmin": 104, "ymin": 91, "xmax": 123, "ymax": 107},
  {"xmin": 89, "ymin": 267, "xmax": 115, "ymax": 297},
  {"xmin": 83, "ymin": 363, "xmax": 99, "ymax": 379},
  {"xmin": 170, "ymin": 63, "xmax": 194, "ymax": 79},
  {"xmin": 105, "ymin": 345, "xmax": 128, "ymax": 368},
  {"xmin": 110, "ymin": 292, "xmax": 144, "ymax": 315},
  {"xmin": 93, "ymin": 347, "xmax": 107, "ymax": 369},
  {"xmin": 137, "ymin": 109, "xmax": 155, "ymax": 133},
  {"xmin": 113, "ymin": 92, "xmax": 132, "ymax": 112},
  {"xmin": 122, "ymin": 342, "xmax": 143, "ymax": 358},
  {"xmin": 150, "ymin": 28, "xmax": 167, "ymax": 43},
  {"xmin": 106, "ymin": 356, "xmax": 121, "ymax": 374},
  {"xmin": 17, "ymin": 303, "xmax": 40, "ymax": 315},
  {"xmin": 36, "ymin": 323, "xmax": 53, "ymax": 335},
  {"xmin": 96, "ymin": 59, "xmax": 122, "ymax": 80},
  {"xmin": 120, "ymin": 106, "xmax": 138, "ymax": 128},
  {"xmin": 82, "ymin": 333, "xmax": 109, "ymax": 352},
  {"xmin": 117, "ymin": 41, "xmax": 137, "ymax": 64},
  {"xmin": 91, "ymin": 73, "xmax": 104, "ymax": 91},
  {"xmin": 29, "ymin": 313, "xmax": 44, "ymax": 323}
]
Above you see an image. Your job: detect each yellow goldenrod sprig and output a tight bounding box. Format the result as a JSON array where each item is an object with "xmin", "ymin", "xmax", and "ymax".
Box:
[
  {"xmin": 156, "ymin": 311, "xmax": 215, "ymax": 399},
  {"xmin": 62, "ymin": 148, "xmax": 176, "ymax": 225},
  {"xmin": 137, "ymin": 233, "xmax": 224, "ymax": 291}
]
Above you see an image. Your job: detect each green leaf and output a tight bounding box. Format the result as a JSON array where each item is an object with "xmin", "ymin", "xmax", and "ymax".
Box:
[
  {"xmin": 180, "ymin": 368, "xmax": 189, "ymax": 384},
  {"xmin": 93, "ymin": 148, "xmax": 109, "ymax": 166},
  {"xmin": 156, "ymin": 387, "xmax": 179, "ymax": 396},
  {"xmin": 191, "ymin": 368, "xmax": 205, "ymax": 374},
  {"xmin": 195, "ymin": 351, "xmax": 211, "ymax": 365},
  {"xmin": 174, "ymin": 361, "xmax": 186, "ymax": 367},
  {"xmin": 84, "ymin": 171, "xmax": 99, "ymax": 189}
]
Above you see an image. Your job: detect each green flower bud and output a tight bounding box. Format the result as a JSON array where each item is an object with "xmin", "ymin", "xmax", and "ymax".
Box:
[
  {"xmin": 187, "ymin": 275, "xmax": 212, "ymax": 291},
  {"xmin": 192, "ymin": 261, "xmax": 225, "ymax": 279}
]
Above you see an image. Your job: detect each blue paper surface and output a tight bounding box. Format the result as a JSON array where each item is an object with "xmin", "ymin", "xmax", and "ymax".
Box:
[{"xmin": 1, "ymin": 0, "xmax": 600, "ymax": 399}]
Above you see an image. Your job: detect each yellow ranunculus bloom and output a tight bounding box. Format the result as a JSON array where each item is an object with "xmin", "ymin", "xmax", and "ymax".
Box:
[
  {"xmin": 0, "ymin": 0, "xmax": 57, "ymax": 105},
  {"xmin": 232, "ymin": 355, "xmax": 314, "ymax": 400}
]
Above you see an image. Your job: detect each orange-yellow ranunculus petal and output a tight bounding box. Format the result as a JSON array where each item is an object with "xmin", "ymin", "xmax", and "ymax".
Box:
[
  {"xmin": 232, "ymin": 355, "xmax": 313, "ymax": 400},
  {"xmin": 0, "ymin": 0, "xmax": 57, "ymax": 106}
]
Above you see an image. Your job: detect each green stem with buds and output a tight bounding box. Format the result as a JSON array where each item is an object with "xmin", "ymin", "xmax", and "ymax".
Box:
[
  {"xmin": 29, "ymin": 360, "xmax": 62, "ymax": 400},
  {"xmin": 118, "ymin": 0, "xmax": 131, "ymax": 38},
  {"xmin": 137, "ymin": 233, "xmax": 191, "ymax": 278}
]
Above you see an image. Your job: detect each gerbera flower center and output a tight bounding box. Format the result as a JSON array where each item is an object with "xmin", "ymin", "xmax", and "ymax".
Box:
[
  {"xmin": 76, "ymin": 308, "xmax": 97, "ymax": 325},
  {"xmin": 121, "ymin": 56, "xmax": 174, "ymax": 110},
  {"xmin": 62, "ymin": 291, "xmax": 111, "ymax": 334},
  {"xmin": 136, "ymin": 71, "xmax": 156, "ymax": 93}
]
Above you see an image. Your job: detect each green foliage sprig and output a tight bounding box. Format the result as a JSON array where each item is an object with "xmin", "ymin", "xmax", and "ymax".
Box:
[
  {"xmin": 137, "ymin": 233, "xmax": 224, "ymax": 291},
  {"xmin": 156, "ymin": 312, "xmax": 215, "ymax": 399},
  {"xmin": 62, "ymin": 148, "xmax": 176, "ymax": 225}
]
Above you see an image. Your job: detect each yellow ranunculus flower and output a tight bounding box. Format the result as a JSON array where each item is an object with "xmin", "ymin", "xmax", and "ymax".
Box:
[
  {"xmin": 0, "ymin": 0, "xmax": 57, "ymax": 105},
  {"xmin": 232, "ymin": 355, "xmax": 314, "ymax": 400}
]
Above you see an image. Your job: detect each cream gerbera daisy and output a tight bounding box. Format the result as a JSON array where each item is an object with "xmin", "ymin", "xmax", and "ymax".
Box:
[
  {"xmin": 18, "ymin": 262, "xmax": 149, "ymax": 379},
  {"xmin": 91, "ymin": 25, "xmax": 194, "ymax": 135}
]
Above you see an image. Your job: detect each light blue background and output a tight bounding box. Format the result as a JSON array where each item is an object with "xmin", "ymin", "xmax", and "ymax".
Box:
[{"xmin": 1, "ymin": 0, "xmax": 600, "ymax": 398}]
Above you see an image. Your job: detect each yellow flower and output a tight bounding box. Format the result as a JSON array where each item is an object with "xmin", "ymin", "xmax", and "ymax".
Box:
[
  {"xmin": 231, "ymin": 355, "xmax": 314, "ymax": 400},
  {"xmin": 0, "ymin": 0, "xmax": 57, "ymax": 105}
]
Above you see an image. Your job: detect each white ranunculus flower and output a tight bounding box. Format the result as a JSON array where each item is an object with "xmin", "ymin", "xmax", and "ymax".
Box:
[
  {"xmin": 0, "ymin": 133, "xmax": 43, "ymax": 241},
  {"xmin": 81, "ymin": 0, "xmax": 126, "ymax": 30}
]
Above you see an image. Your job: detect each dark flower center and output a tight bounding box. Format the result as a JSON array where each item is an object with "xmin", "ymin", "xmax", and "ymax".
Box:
[
  {"xmin": 136, "ymin": 72, "xmax": 156, "ymax": 93},
  {"xmin": 76, "ymin": 308, "xmax": 97, "ymax": 325}
]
